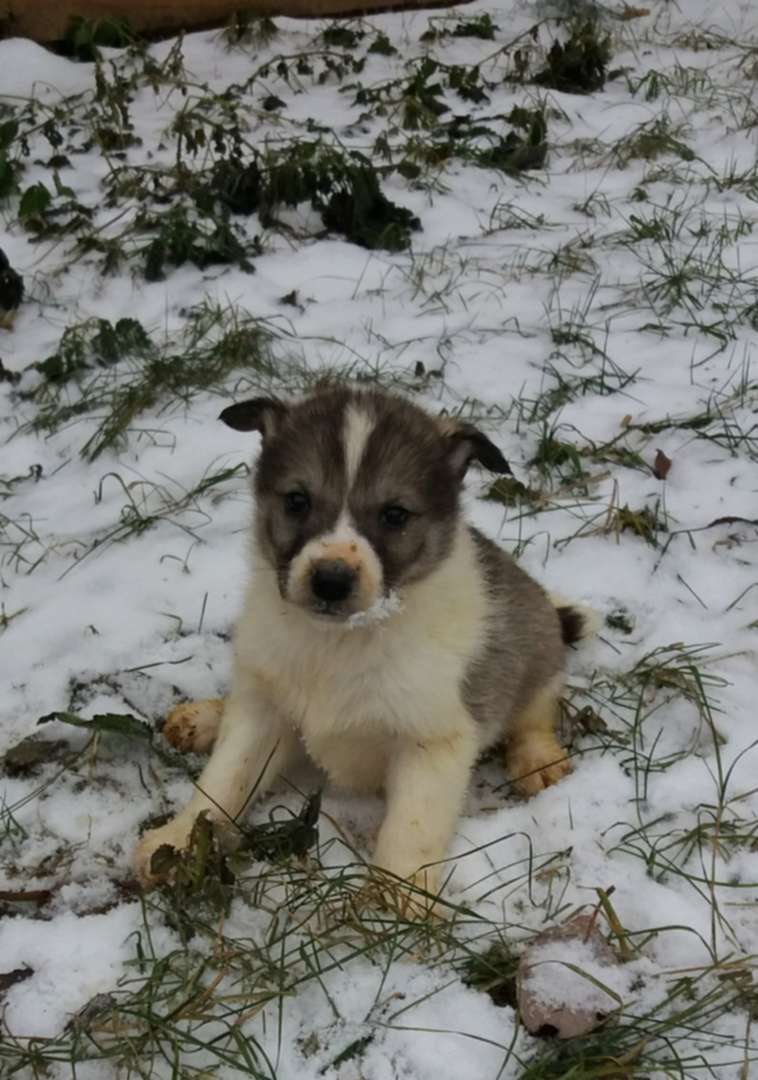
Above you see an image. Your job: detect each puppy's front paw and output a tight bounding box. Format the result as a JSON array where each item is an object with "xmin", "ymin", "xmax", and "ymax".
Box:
[
  {"xmin": 134, "ymin": 819, "xmax": 193, "ymax": 888},
  {"xmin": 362, "ymin": 865, "xmax": 442, "ymax": 921},
  {"xmin": 508, "ymin": 734, "xmax": 570, "ymax": 797},
  {"xmin": 162, "ymin": 699, "xmax": 224, "ymax": 754}
]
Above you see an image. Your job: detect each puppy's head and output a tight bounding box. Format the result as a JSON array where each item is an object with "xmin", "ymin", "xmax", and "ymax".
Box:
[{"xmin": 221, "ymin": 386, "xmax": 509, "ymax": 623}]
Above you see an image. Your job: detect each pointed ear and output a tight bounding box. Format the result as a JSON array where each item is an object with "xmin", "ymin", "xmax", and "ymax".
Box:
[
  {"xmin": 219, "ymin": 397, "xmax": 288, "ymax": 439},
  {"xmin": 440, "ymin": 419, "xmax": 511, "ymax": 478}
]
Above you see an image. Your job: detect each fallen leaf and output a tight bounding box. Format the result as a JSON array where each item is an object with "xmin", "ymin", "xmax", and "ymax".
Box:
[
  {"xmin": 620, "ymin": 5, "xmax": 650, "ymax": 19},
  {"xmin": 240, "ymin": 791, "xmax": 321, "ymax": 860},
  {"xmin": 2, "ymin": 736, "xmax": 68, "ymax": 776},
  {"xmin": 517, "ymin": 914, "xmax": 623, "ymax": 1039},
  {"xmin": 65, "ymin": 993, "xmax": 117, "ymax": 1033},
  {"xmin": 0, "ymin": 966, "xmax": 34, "ymax": 997},
  {"xmin": 575, "ymin": 706, "xmax": 609, "ymax": 734},
  {"xmin": 35, "ymin": 709, "xmax": 191, "ymax": 770},
  {"xmin": 0, "ymin": 888, "xmax": 54, "ymax": 904},
  {"xmin": 652, "ymin": 449, "xmax": 672, "ymax": 480}
]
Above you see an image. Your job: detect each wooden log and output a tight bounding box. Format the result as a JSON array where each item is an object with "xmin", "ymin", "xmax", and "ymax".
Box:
[{"xmin": 3, "ymin": 0, "xmax": 473, "ymax": 44}]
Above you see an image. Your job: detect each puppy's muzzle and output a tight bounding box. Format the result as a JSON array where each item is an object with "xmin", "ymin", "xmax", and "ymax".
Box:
[{"xmin": 311, "ymin": 559, "xmax": 356, "ymax": 607}]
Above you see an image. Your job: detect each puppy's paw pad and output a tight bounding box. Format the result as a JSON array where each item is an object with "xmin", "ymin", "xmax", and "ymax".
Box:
[
  {"xmin": 162, "ymin": 700, "xmax": 223, "ymax": 753},
  {"xmin": 509, "ymin": 741, "xmax": 571, "ymax": 797}
]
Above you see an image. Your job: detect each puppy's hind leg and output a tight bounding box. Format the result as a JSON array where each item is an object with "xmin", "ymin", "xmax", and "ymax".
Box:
[
  {"xmin": 506, "ymin": 677, "xmax": 570, "ymax": 797},
  {"xmin": 163, "ymin": 698, "xmax": 225, "ymax": 754}
]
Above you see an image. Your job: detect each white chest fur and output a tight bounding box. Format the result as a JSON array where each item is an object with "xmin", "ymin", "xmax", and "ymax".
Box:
[{"xmin": 235, "ymin": 526, "xmax": 489, "ymax": 762}]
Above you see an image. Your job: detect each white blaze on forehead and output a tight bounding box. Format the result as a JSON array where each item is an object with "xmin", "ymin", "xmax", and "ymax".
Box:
[
  {"xmin": 321, "ymin": 511, "xmax": 358, "ymax": 543},
  {"xmin": 343, "ymin": 404, "xmax": 375, "ymax": 487}
]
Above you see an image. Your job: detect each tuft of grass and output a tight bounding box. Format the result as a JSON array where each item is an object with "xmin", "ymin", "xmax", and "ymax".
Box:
[
  {"xmin": 530, "ymin": 424, "xmax": 586, "ymax": 484},
  {"xmin": 613, "ymin": 117, "xmax": 695, "ymax": 168},
  {"xmin": 484, "ymin": 475, "xmax": 543, "ymax": 509},
  {"xmin": 607, "ymin": 502, "xmax": 668, "ymax": 547},
  {"xmin": 20, "ymin": 302, "xmax": 289, "ymax": 460}
]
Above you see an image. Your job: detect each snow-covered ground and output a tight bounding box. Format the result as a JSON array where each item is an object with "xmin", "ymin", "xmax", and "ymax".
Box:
[{"xmin": 1, "ymin": 1, "xmax": 758, "ymax": 1076}]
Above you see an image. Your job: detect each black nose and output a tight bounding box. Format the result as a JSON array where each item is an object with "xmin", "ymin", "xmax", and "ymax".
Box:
[{"xmin": 311, "ymin": 561, "xmax": 356, "ymax": 604}]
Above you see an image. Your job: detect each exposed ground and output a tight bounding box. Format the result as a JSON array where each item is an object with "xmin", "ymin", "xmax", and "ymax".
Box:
[{"xmin": 1, "ymin": 1, "xmax": 758, "ymax": 1076}]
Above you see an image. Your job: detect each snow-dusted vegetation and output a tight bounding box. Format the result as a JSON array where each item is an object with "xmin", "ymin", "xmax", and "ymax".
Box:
[{"xmin": 1, "ymin": 2, "xmax": 758, "ymax": 1075}]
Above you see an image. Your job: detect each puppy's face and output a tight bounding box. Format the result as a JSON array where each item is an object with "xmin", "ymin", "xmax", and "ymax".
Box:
[{"xmin": 221, "ymin": 387, "xmax": 509, "ymax": 623}]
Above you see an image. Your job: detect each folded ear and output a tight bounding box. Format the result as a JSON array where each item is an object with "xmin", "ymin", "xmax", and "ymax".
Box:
[
  {"xmin": 219, "ymin": 397, "xmax": 288, "ymax": 439},
  {"xmin": 441, "ymin": 419, "xmax": 511, "ymax": 478}
]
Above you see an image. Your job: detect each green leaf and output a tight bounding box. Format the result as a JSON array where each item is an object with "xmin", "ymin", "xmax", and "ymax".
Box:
[
  {"xmin": 38, "ymin": 710, "xmax": 153, "ymax": 742},
  {"xmin": 0, "ymin": 158, "xmax": 19, "ymax": 201},
  {"xmin": 18, "ymin": 183, "xmax": 52, "ymax": 221},
  {"xmin": 0, "ymin": 119, "xmax": 18, "ymax": 153},
  {"xmin": 37, "ymin": 708, "xmax": 196, "ymax": 772}
]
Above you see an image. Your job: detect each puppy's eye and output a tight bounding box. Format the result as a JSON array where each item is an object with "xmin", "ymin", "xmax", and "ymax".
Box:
[
  {"xmin": 380, "ymin": 504, "xmax": 410, "ymax": 529},
  {"xmin": 284, "ymin": 491, "xmax": 310, "ymax": 516}
]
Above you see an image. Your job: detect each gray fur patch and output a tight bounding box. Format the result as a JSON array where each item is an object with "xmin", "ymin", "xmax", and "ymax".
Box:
[{"xmin": 462, "ymin": 528, "xmax": 566, "ymax": 736}]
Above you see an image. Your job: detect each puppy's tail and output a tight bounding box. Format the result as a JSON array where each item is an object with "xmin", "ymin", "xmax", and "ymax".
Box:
[{"xmin": 549, "ymin": 595, "xmax": 600, "ymax": 646}]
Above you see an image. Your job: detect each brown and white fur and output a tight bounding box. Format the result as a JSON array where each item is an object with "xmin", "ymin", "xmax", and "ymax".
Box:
[{"xmin": 134, "ymin": 386, "xmax": 590, "ymax": 903}]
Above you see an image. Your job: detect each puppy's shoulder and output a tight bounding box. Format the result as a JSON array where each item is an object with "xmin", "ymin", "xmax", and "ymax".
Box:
[
  {"xmin": 467, "ymin": 524, "xmax": 556, "ymax": 617},
  {"xmin": 468, "ymin": 525, "xmax": 521, "ymax": 589}
]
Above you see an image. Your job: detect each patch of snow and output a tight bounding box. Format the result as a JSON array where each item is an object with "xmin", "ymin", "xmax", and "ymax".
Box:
[{"xmin": 347, "ymin": 590, "xmax": 403, "ymax": 629}]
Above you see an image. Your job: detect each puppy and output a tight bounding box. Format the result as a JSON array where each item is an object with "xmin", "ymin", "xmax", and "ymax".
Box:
[{"xmin": 135, "ymin": 385, "xmax": 588, "ymax": 903}]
